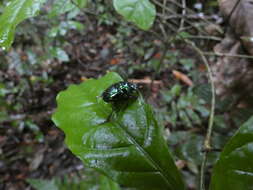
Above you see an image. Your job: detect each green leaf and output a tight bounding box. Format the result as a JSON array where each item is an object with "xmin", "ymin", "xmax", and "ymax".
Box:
[
  {"xmin": 56, "ymin": 169, "xmax": 119, "ymax": 190},
  {"xmin": 48, "ymin": 0, "xmax": 76, "ymax": 18},
  {"xmin": 49, "ymin": 47, "xmax": 69, "ymax": 62},
  {"xmin": 210, "ymin": 116, "xmax": 253, "ymax": 190},
  {"xmin": 185, "ymin": 109, "xmax": 201, "ymax": 125},
  {"xmin": 113, "ymin": 0, "xmax": 156, "ymax": 30},
  {"xmin": 177, "ymin": 32, "xmax": 191, "ymax": 39},
  {"xmin": 178, "ymin": 110, "xmax": 192, "ymax": 128},
  {"xmin": 48, "ymin": 21, "xmax": 84, "ymax": 37},
  {"xmin": 0, "ymin": 0, "xmax": 46, "ymax": 49},
  {"xmin": 73, "ymin": 0, "xmax": 87, "ymax": 8},
  {"xmin": 99, "ymin": 175, "xmax": 121, "ymax": 190},
  {"xmin": 170, "ymin": 84, "xmax": 182, "ymax": 97},
  {"xmin": 27, "ymin": 172, "xmax": 120, "ymax": 190},
  {"xmin": 27, "ymin": 179, "xmax": 58, "ymax": 190},
  {"xmin": 52, "ymin": 72, "xmax": 185, "ymax": 190}
]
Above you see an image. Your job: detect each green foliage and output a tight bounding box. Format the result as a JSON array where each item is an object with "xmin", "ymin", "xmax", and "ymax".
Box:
[
  {"xmin": 48, "ymin": 0, "xmax": 78, "ymax": 18},
  {"xmin": 72, "ymin": 0, "xmax": 88, "ymax": 9},
  {"xmin": 161, "ymin": 84, "xmax": 208, "ymax": 128},
  {"xmin": 166, "ymin": 131, "xmax": 226, "ymax": 187},
  {"xmin": 27, "ymin": 170, "xmax": 120, "ymax": 190},
  {"xmin": 0, "ymin": 0, "xmax": 46, "ymax": 49},
  {"xmin": 48, "ymin": 21, "xmax": 84, "ymax": 37},
  {"xmin": 0, "ymin": 0, "xmax": 157, "ymax": 49},
  {"xmin": 52, "ymin": 72, "xmax": 185, "ymax": 190},
  {"xmin": 49, "ymin": 47, "xmax": 69, "ymax": 62},
  {"xmin": 99, "ymin": 175, "xmax": 121, "ymax": 190},
  {"xmin": 113, "ymin": 0, "xmax": 156, "ymax": 30},
  {"xmin": 27, "ymin": 178, "xmax": 58, "ymax": 190},
  {"xmin": 210, "ymin": 116, "xmax": 253, "ymax": 190}
]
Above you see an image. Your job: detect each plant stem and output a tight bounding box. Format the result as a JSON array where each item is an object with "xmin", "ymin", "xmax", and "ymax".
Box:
[
  {"xmin": 184, "ymin": 39, "xmax": 216, "ymax": 190},
  {"xmin": 200, "ymin": 152, "xmax": 208, "ymax": 190},
  {"xmin": 179, "ymin": 0, "xmax": 186, "ymax": 31}
]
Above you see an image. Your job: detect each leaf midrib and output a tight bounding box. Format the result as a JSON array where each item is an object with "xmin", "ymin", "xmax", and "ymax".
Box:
[{"xmin": 115, "ymin": 121, "xmax": 174, "ymax": 189}]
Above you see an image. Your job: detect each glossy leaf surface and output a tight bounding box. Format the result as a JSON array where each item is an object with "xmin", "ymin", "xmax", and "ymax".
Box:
[
  {"xmin": 113, "ymin": 0, "xmax": 156, "ymax": 30},
  {"xmin": 0, "ymin": 0, "xmax": 46, "ymax": 49},
  {"xmin": 99, "ymin": 175, "xmax": 121, "ymax": 190},
  {"xmin": 210, "ymin": 116, "xmax": 253, "ymax": 190},
  {"xmin": 52, "ymin": 72, "xmax": 185, "ymax": 190}
]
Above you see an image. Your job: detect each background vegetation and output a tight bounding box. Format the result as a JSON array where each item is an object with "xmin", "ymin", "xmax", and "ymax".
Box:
[{"xmin": 1, "ymin": 0, "xmax": 253, "ymax": 189}]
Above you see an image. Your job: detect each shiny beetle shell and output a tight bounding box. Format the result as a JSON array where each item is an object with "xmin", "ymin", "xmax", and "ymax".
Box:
[{"xmin": 102, "ymin": 81, "xmax": 138, "ymax": 103}]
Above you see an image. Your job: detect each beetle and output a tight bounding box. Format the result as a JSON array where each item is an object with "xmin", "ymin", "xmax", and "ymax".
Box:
[{"xmin": 102, "ymin": 81, "xmax": 138, "ymax": 103}]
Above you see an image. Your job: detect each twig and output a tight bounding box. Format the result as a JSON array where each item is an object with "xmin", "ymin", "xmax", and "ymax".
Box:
[
  {"xmin": 158, "ymin": 17, "xmax": 221, "ymax": 42},
  {"xmin": 162, "ymin": 0, "xmax": 167, "ymax": 16},
  {"xmin": 200, "ymin": 153, "xmax": 208, "ymax": 190},
  {"xmin": 204, "ymin": 52, "xmax": 253, "ymax": 59},
  {"xmin": 223, "ymin": 0, "xmax": 242, "ymax": 34},
  {"xmin": 179, "ymin": 0, "xmax": 186, "ymax": 31},
  {"xmin": 153, "ymin": 0, "xmax": 210, "ymax": 35},
  {"xmin": 160, "ymin": 14, "xmax": 220, "ymax": 21},
  {"xmin": 148, "ymin": 28, "xmax": 167, "ymax": 42},
  {"xmin": 167, "ymin": 0, "xmax": 224, "ymax": 34},
  {"xmin": 148, "ymin": 18, "xmax": 171, "ymax": 81},
  {"xmin": 187, "ymin": 35, "xmax": 222, "ymax": 41},
  {"xmin": 183, "ymin": 39, "xmax": 215, "ymax": 190},
  {"xmin": 158, "ymin": 20, "xmax": 168, "ymax": 39},
  {"xmin": 177, "ymin": 22, "xmax": 211, "ymax": 33},
  {"xmin": 156, "ymin": 12, "xmax": 179, "ymax": 28},
  {"xmin": 224, "ymin": 0, "xmax": 242, "ymax": 24},
  {"xmin": 156, "ymin": 16, "xmax": 179, "ymax": 34}
]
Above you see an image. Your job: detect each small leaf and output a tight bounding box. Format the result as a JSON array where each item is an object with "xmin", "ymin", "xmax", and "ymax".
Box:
[
  {"xmin": 178, "ymin": 110, "xmax": 192, "ymax": 128},
  {"xmin": 178, "ymin": 32, "xmax": 191, "ymax": 39},
  {"xmin": 210, "ymin": 116, "xmax": 253, "ymax": 190},
  {"xmin": 48, "ymin": 0, "xmax": 75, "ymax": 18},
  {"xmin": 49, "ymin": 47, "xmax": 69, "ymax": 62},
  {"xmin": 113, "ymin": 0, "xmax": 156, "ymax": 30},
  {"xmin": 170, "ymin": 84, "xmax": 182, "ymax": 97},
  {"xmin": 27, "ymin": 179, "xmax": 58, "ymax": 190},
  {"xmin": 73, "ymin": 0, "xmax": 87, "ymax": 8},
  {"xmin": 0, "ymin": 0, "xmax": 46, "ymax": 49},
  {"xmin": 185, "ymin": 109, "xmax": 201, "ymax": 125},
  {"xmin": 52, "ymin": 72, "xmax": 185, "ymax": 190}
]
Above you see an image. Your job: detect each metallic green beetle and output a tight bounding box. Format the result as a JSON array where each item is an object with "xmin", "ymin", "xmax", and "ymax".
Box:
[{"xmin": 102, "ymin": 81, "xmax": 138, "ymax": 103}]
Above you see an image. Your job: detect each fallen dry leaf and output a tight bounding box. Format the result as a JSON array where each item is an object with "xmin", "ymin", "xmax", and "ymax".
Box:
[
  {"xmin": 109, "ymin": 58, "xmax": 120, "ymax": 65},
  {"xmin": 154, "ymin": 52, "xmax": 162, "ymax": 59},
  {"xmin": 172, "ymin": 70, "xmax": 193, "ymax": 86},
  {"xmin": 129, "ymin": 78, "xmax": 162, "ymax": 85},
  {"xmin": 198, "ymin": 63, "xmax": 206, "ymax": 72},
  {"xmin": 80, "ymin": 76, "xmax": 88, "ymax": 81}
]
